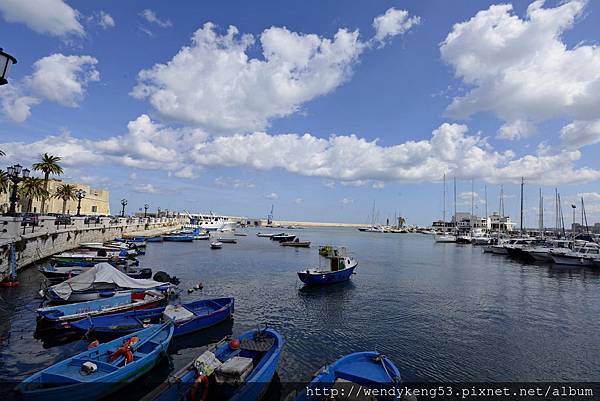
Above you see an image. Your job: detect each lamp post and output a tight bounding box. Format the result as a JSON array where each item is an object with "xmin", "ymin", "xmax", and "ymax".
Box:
[
  {"xmin": 144, "ymin": 204, "xmax": 149, "ymax": 218},
  {"xmin": 75, "ymin": 189, "xmax": 86, "ymax": 216},
  {"xmin": 120, "ymin": 198, "xmax": 128, "ymax": 217},
  {"xmin": 6, "ymin": 164, "xmax": 29, "ymax": 216},
  {"xmin": 0, "ymin": 48, "xmax": 17, "ymax": 86}
]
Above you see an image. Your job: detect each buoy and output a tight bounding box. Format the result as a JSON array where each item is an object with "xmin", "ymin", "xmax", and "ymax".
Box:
[{"xmin": 229, "ymin": 339, "xmax": 241, "ymax": 350}]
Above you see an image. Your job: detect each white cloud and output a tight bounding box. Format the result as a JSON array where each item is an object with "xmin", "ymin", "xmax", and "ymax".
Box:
[
  {"xmin": 140, "ymin": 9, "xmax": 171, "ymax": 28},
  {"xmin": 97, "ymin": 11, "xmax": 115, "ymax": 29},
  {"xmin": 372, "ymin": 7, "xmax": 420, "ymax": 45},
  {"xmin": 26, "ymin": 54, "xmax": 99, "ymax": 107},
  {"xmin": 0, "ymin": 0, "xmax": 84, "ymax": 37},
  {"xmin": 265, "ymin": 192, "xmax": 279, "ymax": 200},
  {"xmin": 133, "ymin": 183, "xmax": 158, "ymax": 194},
  {"xmin": 440, "ymin": 0, "xmax": 600, "ymax": 141},
  {"xmin": 294, "ymin": 197, "xmax": 303, "ymax": 204},
  {"xmin": 560, "ymin": 119, "xmax": 600, "ymax": 149},
  {"xmin": 2, "ymin": 117, "xmax": 599, "ymax": 187},
  {"xmin": 214, "ymin": 176, "xmax": 255, "ymax": 189},
  {"xmin": 131, "ymin": 22, "xmax": 364, "ymax": 134},
  {"xmin": 131, "ymin": 9, "xmax": 418, "ymax": 134},
  {"xmin": 1, "ymin": 54, "xmax": 99, "ymax": 122},
  {"xmin": 341, "ymin": 197, "xmax": 353, "ymax": 205}
]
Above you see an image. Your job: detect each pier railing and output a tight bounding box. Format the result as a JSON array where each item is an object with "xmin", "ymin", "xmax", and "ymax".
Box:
[{"xmin": 0, "ymin": 214, "xmax": 189, "ymax": 281}]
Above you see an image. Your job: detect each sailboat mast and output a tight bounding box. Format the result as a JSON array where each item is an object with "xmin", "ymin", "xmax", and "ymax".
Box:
[
  {"xmin": 443, "ymin": 174, "xmax": 446, "ymax": 224},
  {"xmin": 453, "ymin": 176, "xmax": 457, "ymax": 232},
  {"xmin": 555, "ymin": 188, "xmax": 559, "ymax": 236},
  {"xmin": 539, "ymin": 188, "xmax": 544, "ymax": 238},
  {"xmin": 520, "ymin": 177, "xmax": 524, "ymax": 234},
  {"xmin": 471, "ymin": 179, "xmax": 474, "ymax": 235}
]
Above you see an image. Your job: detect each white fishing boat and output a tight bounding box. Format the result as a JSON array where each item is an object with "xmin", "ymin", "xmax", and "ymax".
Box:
[
  {"xmin": 525, "ymin": 239, "xmax": 572, "ymax": 262},
  {"xmin": 210, "ymin": 241, "xmax": 223, "ymax": 249}
]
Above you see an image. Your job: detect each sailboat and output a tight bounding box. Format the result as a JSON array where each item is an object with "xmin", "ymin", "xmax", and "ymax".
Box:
[{"xmin": 435, "ymin": 174, "xmax": 457, "ymax": 243}]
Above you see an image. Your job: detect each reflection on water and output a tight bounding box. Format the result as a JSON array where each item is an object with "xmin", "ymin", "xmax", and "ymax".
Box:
[{"xmin": 2, "ymin": 228, "xmax": 600, "ymax": 398}]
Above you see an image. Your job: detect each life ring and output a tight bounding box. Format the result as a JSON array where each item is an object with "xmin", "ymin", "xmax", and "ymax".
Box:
[
  {"xmin": 189, "ymin": 375, "xmax": 209, "ymax": 401},
  {"xmin": 109, "ymin": 336, "xmax": 139, "ymax": 365}
]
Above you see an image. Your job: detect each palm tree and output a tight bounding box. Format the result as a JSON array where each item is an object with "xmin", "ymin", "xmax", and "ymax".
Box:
[
  {"xmin": 32, "ymin": 153, "xmax": 63, "ymax": 214},
  {"xmin": 18, "ymin": 177, "xmax": 49, "ymax": 214},
  {"xmin": 54, "ymin": 184, "xmax": 77, "ymax": 215},
  {"xmin": 0, "ymin": 170, "xmax": 8, "ymax": 194}
]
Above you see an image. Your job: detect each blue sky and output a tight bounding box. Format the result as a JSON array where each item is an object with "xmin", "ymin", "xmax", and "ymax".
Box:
[{"xmin": 1, "ymin": 0, "xmax": 600, "ymax": 226}]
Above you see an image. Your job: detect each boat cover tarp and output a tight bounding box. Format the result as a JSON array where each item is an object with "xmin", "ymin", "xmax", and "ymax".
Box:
[{"xmin": 49, "ymin": 263, "xmax": 165, "ymax": 300}]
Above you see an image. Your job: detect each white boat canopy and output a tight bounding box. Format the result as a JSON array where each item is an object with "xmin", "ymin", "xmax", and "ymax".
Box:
[{"xmin": 49, "ymin": 263, "xmax": 164, "ymax": 300}]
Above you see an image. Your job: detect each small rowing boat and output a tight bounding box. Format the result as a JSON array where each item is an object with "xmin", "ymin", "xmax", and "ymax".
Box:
[
  {"xmin": 36, "ymin": 290, "xmax": 165, "ymax": 329},
  {"xmin": 16, "ymin": 322, "xmax": 174, "ymax": 401},
  {"xmin": 70, "ymin": 297, "xmax": 234, "ymax": 338},
  {"xmin": 270, "ymin": 233, "xmax": 296, "ymax": 242},
  {"xmin": 256, "ymin": 232, "xmax": 274, "ymax": 238},
  {"xmin": 292, "ymin": 352, "xmax": 401, "ymax": 401},
  {"xmin": 211, "ymin": 241, "xmax": 223, "ymax": 249},
  {"xmin": 217, "ymin": 237, "xmax": 237, "ymax": 244},
  {"xmin": 163, "ymin": 235, "xmax": 194, "ymax": 242},
  {"xmin": 140, "ymin": 327, "xmax": 283, "ymax": 401}
]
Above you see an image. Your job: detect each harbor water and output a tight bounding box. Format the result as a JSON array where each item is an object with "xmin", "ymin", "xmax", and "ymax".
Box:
[{"xmin": 2, "ymin": 228, "xmax": 600, "ymax": 398}]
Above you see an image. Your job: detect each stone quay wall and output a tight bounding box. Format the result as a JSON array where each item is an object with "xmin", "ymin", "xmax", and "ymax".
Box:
[{"xmin": 0, "ymin": 215, "xmax": 188, "ymax": 281}]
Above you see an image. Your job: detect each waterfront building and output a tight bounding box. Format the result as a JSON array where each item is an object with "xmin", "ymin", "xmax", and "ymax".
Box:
[
  {"xmin": 488, "ymin": 213, "xmax": 515, "ymax": 232},
  {"xmin": 0, "ymin": 179, "xmax": 110, "ymax": 215}
]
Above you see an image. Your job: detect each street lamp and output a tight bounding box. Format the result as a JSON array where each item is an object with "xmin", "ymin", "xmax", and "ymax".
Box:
[
  {"xmin": 144, "ymin": 204, "xmax": 149, "ymax": 218},
  {"xmin": 0, "ymin": 48, "xmax": 17, "ymax": 86},
  {"xmin": 6, "ymin": 164, "xmax": 29, "ymax": 216},
  {"xmin": 75, "ymin": 189, "xmax": 86, "ymax": 216},
  {"xmin": 121, "ymin": 198, "xmax": 128, "ymax": 217}
]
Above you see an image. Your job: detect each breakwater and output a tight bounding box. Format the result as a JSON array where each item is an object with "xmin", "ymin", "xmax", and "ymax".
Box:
[{"xmin": 0, "ymin": 215, "xmax": 187, "ymax": 281}]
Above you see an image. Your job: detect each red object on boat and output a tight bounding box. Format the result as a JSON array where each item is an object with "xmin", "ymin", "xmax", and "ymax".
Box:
[
  {"xmin": 88, "ymin": 340, "xmax": 100, "ymax": 349},
  {"xmin": 0, "ymin": 281, "xmax": 19, "ymax": 287},
  {"xmin": 131, "ymin": 291, "xmax": 146, "ymax": 300},
  {"xmin": 229, "ymin": 339, "xmax": 241, "ymax": 350}
]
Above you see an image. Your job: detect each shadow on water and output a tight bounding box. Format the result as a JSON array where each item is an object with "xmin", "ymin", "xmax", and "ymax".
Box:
[
  {"xmin": 170, "ymin": 318, "xmax": 234, "ymax": 354},
  {"xmin": 296, "ymin": 280, "xmax": 356, "ymax": 297}
]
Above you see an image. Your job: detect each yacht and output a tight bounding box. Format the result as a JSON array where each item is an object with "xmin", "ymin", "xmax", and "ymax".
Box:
[
  {"xmin": 525, "ymin": 239, "xmax": 572, "ymax": 262},
  {"xmin": 551, "ymin": 242, "xmax": 600, "ymax": 266}
]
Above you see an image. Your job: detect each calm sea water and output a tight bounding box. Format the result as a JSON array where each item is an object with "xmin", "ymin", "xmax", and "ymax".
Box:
[{"xmin": 2, "ymin": 228, "xmax": 600, "ymax": 398}]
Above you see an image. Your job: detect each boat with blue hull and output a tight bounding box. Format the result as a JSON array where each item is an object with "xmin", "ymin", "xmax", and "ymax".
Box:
[
  {"xmin": 42, "ymin": 263, "xmax": 173, "ymax": 303},
  {"xmin": 297, "ymin": 248, "xmax": 358, "ymax": 285},
  {"xmin": 292, "ymin": 352, "xmax": 401, "ymax": 401},
  {"xmin": 140, "ymin": 327, "xmax": 283, "ymax": 401},
  {"xmin": 162, "ymin": 235, "xmax": 194, "ymax": 242},
  {"xmin": 36, "ymin": 291, "xmax": 166, "ymax": 329},
  {"xmin": 70, "ymin": 297, "xmax": 235, "ymax": 338},
  {"xmin": 16, "ymin": 322, "xmax": 175, "ymax": 401}
]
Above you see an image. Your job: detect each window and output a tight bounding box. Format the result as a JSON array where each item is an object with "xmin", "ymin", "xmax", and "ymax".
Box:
[{"xmin": 91, "ymin": 205, "xmax": 97, "ymax": 213}]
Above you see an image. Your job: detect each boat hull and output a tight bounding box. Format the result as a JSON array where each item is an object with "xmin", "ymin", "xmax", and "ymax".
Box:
[
  {"xmin": 140, "ymin": 328, "xmax": 283, "ymax": 401},
  {"xmin": 551, "ymin": 254, "xmax": 594, "ymax": 266},
  {"xmin": 71, "ymin": 297, "xmax": 235, "ymax": 338},
  {"xmin": 16, "ymin": 323, "xmax": 174, "ymax": 401},
  {"xmin": 298, "ymin": 265, "xmax": 357, "ymax": 285},
  {"xmin": 293, "ymin": 351, "xmax": 401, "ymax": 401}
]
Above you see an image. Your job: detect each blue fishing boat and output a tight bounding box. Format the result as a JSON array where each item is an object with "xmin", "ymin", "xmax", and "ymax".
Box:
[
  {"xmin": 37, "ymin": 291, "xmax": 166, "ymax": 329},
  {"xmin": 140, "ymin": 327, "xmax": 283, "ymax": 401},
  {"xmin": 162, "ymin": 235, "xmax": 194, "ymax": 242},
  {"xmin": 70, "ymin": 297, "xmax": 234, "ymax": 338},
  {"xmin": 145, "ymin": 236, "xmax": 164, "ymax": 242},
  {"xmin": 16, "ymin": 322, "xmax": 174, "ymax": 401},
  {"xmin": 292, "ymin": 352, "xmax": 402, "ymax": 401},
  {"xmin": 297, "ymin": 248, "xmax": 358, "ymax": 285}
]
